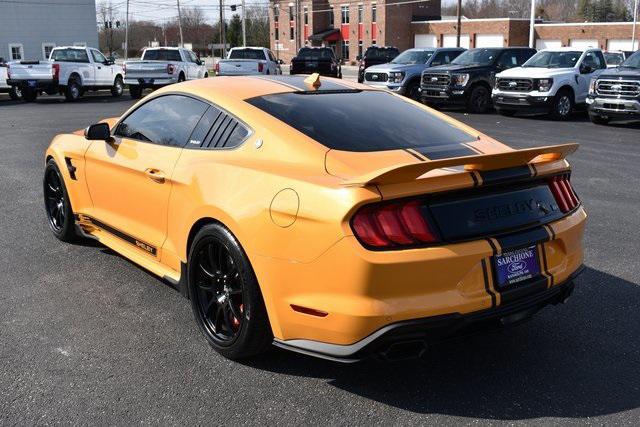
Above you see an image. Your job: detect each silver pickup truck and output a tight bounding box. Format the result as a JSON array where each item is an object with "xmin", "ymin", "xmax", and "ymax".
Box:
[
  {"xmin": 124, "ymin": 47, "xmax": 208, "ymax": 99},
  {"xmin": 0, "ymin": 61, "xmax": 21, "ymax": 100},
  {"xmin": 216, "ymin": 47, "xmax": 282, "ymax": 76}
]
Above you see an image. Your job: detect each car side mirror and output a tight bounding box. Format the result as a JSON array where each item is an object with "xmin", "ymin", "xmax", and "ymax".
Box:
[
  {"xmin": 84, "ymin": 123, "xmax": 111, "ymax": 141},
  {"xmin": 197, "ymin": 59, "xmax": 203, "ymax": 65},
  {"xmin": 277, "ymin": 59, "xmax": 284, "ymax": 65},
  {"xmin": 356, "ymin": 55, "xmax": 362, "ymax": 61},
  {"xmin": 580, "ymin": 64, "xmax": 593, "ymax": 74}
]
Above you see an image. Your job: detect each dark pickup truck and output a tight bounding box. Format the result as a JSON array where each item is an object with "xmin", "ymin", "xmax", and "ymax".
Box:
[
  {"xmin": 357, "ymin": 46, "xmax": 400, "ymax": 83},
  {"xmin": 290, "ymin": 47, "xmax": 341, "ymax": 78},
  {"xmin": 420, "ymin": 47, "xmax": 536, "ymax": 113},
  {"xmin": 587, "ymin": 50, "xmax": 640, "ymax": 125}
]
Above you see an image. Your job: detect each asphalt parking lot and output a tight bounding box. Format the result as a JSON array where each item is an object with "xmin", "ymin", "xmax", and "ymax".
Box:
[{"xmin": 1, "ymin": 90, "xmax": 639, "ymax": 425}]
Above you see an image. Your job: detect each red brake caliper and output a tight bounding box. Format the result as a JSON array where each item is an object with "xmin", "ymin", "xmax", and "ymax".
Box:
[{"xmin": 232, "ymin": 304, "xmax": 244, "ymax": 329}]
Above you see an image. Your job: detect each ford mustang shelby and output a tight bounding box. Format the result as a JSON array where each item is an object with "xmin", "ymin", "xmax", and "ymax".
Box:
[{"xmin": 44, "ymin": 74, "xmax": 586, "ymax": 362}]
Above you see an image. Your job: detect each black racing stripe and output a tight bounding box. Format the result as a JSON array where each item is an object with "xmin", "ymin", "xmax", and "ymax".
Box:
[
  {"xmin": 495, "ymin": 226, "xmax": 550, "ymax": 252},
  {"xmin": 486, "ymin": 237, "xmax": 499, "ymax": 254},
  {"xmin": 530, "ymin": 163, "xmax": 538, "ymax": 178},
  {"xmin": 470, "ymin": 171, "xmax": 479, "ymax": 187},
  {"xmin": 413, "ymin": 144, "xmax": 478, "ymax": 160},
  {"xmin": 481, "ymin": 259, "xmax": 497, "ymax": 307},
  {"xmin": 255, "ymin": 75, "xmax": 352, "ymax": 91},
  {"xmin": 84, "ymin": 216, "xmax": 157, "ymax": 256},
  {"xmin": 545, "ymin": 224, "xmax": 556, "ymax": 241},
  {"xmin": 405, "ymin": 149, "xmax": 425, "ymax": 161},
  {"xmin": 540, "ymin": 242, "xmax": 554, "ymax": 287},
  {"xmin": 479, "ymin": 165, "xmax": 533, "ymax": 186}
]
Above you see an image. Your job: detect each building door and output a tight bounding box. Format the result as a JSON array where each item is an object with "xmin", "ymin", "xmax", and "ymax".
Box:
[
  {"xmin": 475, "ymin": 34, "xmax": 504, "ymax": 48},
  {"xmin": 443, "ymin": 34, "xmax": 470, "ymax": 48},
  {"xmin": 570, "ymin": 39, "xmax": 598, "ymax": 49},
  {"xmin": 536, "ymin": 39, "xmax": 562, "ymax": 50},
  {"xmin": 415, "ymin": 34, "xmax": 437, "ymax": 48},
  {"xmin": 607, "ymin": 39, "xmax": 639, "ymax": 51}
]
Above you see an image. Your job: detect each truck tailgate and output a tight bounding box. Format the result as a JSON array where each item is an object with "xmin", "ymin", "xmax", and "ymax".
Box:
[
  {"xmin": 8, "ymin": 61, "xmax": 53, "ymax": 80},
  {"xmin": 218, "ymin": 60, "xmax": 263, "ymax": 75},
  {"xmin": 124, "ymin": 61, "xmax": 172, "ymax": 79}
]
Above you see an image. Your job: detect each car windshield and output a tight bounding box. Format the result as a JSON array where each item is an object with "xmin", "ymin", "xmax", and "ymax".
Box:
[
  {"xmin": 391, "ymin": 49, "xmax": 434, "ymax": 65},
  {"xmin": 142, "ymin": 49, "xmax": 182, "ymax": 61},
  {"xmin": 620, "ymin": 51, "xmax": 640, "ymax": 68},
  {"xmin": 247, "ymin": 90, "xmax": 476, "ymax": 157},
  {"xmin": 365, "ymin": 48, "xmax": 399, "ymax": 61},
  {"xmin": 451, "ymin": 49, "xmax": 501, "ymax": 66},
  {"xmin": 297, "ymin": 49, "xmax": 333, "ymax": 60},
  {"xmin": 50, "ymin": 48, "xmax": 89, "ymax": 63},
  {"xmin": 523, "ymin": 51, "xmax": 581, "ymax": 68},
  {"xmin": 228, "ymin": 49, "xmax": 265, "ymax": 60},
  {"xmin": 604, "ymin": 52, "xmax": 624, "ymax": 66}
]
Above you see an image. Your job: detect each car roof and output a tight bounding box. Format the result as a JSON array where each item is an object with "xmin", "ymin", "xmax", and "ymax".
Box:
[{"xmin": 541, "ymin": 46, "xmax": 599, "ymax": 52}]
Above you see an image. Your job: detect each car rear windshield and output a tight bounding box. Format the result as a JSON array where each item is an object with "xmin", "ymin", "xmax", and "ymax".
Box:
[
  {"xmin": 297, "ymin": 48, "xmax": 333, "ymax": 60},
  {"xmin": 604, "ymin": 52, "xmax": 624, "ymax": 66},
  {"xmin": 50, "ymin": 48, "xmax": 89, "ymax": 63},
  {"xmin": 391, "ymin": 49, "xmax": 434, "ymax": 65},
  {"xmin": 142, "ymin": 49, "xmax": 182, "ymax": 61},
  {"xmin": 365, "ymin": 48, "xmax": 399, "ymax": 61},
  {"xmin": 246, "ymin": 90, "xmax": 475, "ymax": 153},
  {"xmin": 228, "ymin": 49, "xmax": 266, "ymax": 60},
  {"xmin": 523, "ymin": 51, "xmax": 582, "ymax": 68}
]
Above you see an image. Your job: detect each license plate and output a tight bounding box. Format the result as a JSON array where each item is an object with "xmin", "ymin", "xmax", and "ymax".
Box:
[
  {"xmin": 27, "ymin": 80, "xmax": 36, "ymax": 87},
  {"xmin": 494, "ymin": 245, "xmax": 540, "ymax": 288},
  {"xmin": 143, "ymin": 78, "xmax": 153, "ymax": 84},
  {"xmin": 306, "ymin": 62, "xmax": 318, "ymax": 68}
]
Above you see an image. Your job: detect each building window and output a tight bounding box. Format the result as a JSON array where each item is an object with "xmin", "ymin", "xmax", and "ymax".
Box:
[
  {"xmin": 358, "ymin": 40, "xmax": 363, "ymax": 57},
  {"xmin": 274, "ymin": 7, "xmax": 279, "ymax": 41},
  {"xmin": 290, "ymin": 26, "xmax": 295, "ymax": 41},
  {"xmin": 358, "ymin": 4, "xmax": 363, "ymax": 23},
  {"xmin": 42, "ymin": 43, "xmax": 55, "ymax": 60},
  {"xmin": 303, "ymin": 6, "xmax": 308, "ymax": 25},
  {"xmin": 329, "ymin": 6, "xmax": 334, "ymax": 27},
  {"xmin": 289, "ymin": 5, "xmax": 294, "ymax": 41},
  {"xmin": 341, "ymin": 40, "xmax": 349, "ymax": 60},
  {"xmin": 372, "ymin": 3, "xmax": 377, "ymax": 23},
  {"xmin": 341, "ymin": 6, "xmax": 349, "ymax": 24},
  {"xmin": 372, "ymin": 40, "xmax": 377, "ymax": 46},
  {"xmin": 9, "ymin": 44, "xmax": 24, "ymax": 60}
]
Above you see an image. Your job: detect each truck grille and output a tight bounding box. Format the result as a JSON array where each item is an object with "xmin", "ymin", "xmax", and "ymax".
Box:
[
  {"xmin": 497, "ymin": 78, "xmax": 533, "ymax": 92},
  {"xmin": 364, "ymin": 72, "xmax": 388, "ymax": 82},
  {"xmin": 421, "ymin": 73, "xmax": 450, "ymax": 89},
  {"xmin": 596, "ymin": 79, "xmax": 640, "ymax": 98}
]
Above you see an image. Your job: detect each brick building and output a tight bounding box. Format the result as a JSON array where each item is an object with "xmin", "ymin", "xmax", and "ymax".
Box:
[{"xmin": 268, "ymin": 0, "xmax": 442, "ymax": 63}]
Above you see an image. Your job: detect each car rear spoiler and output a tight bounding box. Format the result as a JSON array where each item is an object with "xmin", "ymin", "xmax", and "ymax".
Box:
[{"xmin": 342, "ymin": 143, "xmax": 579, "ymax": 187}]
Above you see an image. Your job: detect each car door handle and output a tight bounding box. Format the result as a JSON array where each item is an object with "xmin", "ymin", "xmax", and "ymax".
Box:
[
  {"xmin": 97, "ymin": 66, "xmax": 102, "ymax": 69},
  {"xmin": 144, "ymin": 168, "xmax": 165, "ymax": 183}
]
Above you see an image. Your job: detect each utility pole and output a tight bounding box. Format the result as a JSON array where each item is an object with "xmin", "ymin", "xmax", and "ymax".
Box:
[
  {"xmin": 219, "ymin": 0, "xmax": 226, "ymax": 57},
  {"xmin": 633, "ymin": 0, "xmax": 638, "ymax": 51},
  {"xmin": 456, "ymin": 0, "xmax": 462, "ymax": 47},
  {"xmin": 295, "ymin": 0, "xmax": 301, "ymax": 52},
  {"xmin": 241, "ymin": 0, "xmax": 246, "ymax": 47},
  {"xmin": 177, "ymin": 0, "xmax": 184, "ymax": 47},
  {"xmin": 529, "ymin": 0, "xmax": 536, "ymax": 48},
  {"xmin": 124, "ymin": 0, "xmax": 129, "ymax": 59}
]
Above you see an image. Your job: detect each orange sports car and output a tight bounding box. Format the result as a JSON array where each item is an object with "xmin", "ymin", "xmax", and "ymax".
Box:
[{"xmin": 44, "ymin": 74, "xmax": 586, "ymax": 362}]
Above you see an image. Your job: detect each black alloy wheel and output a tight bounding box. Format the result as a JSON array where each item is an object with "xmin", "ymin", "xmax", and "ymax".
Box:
[
  {"xmin": 43, "ymin": 159, "xmax": 77, "ymax": 242},
  {"xmin": 406, "ymin": 81, "xmax": 420, "ymax": 101},
  {"xmin": 466, "ymin": 85, "xmax": 490, "ymax": 113}
]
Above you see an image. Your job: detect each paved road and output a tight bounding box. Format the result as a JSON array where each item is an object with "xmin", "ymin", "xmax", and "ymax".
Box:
[{"xmin": 1, "ymin": 92, "xmax": 639, "ymax": 425}]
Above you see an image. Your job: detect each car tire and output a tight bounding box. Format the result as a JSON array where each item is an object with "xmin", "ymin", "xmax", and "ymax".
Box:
[
  {"xmin": 22, "ymin": 88, "xmax": 37, "ymax": 102},
  {"xmin": 178, "ymin": 73, "xmax": 186, "ymax": 83},
  {"xmin": 129, "ymin": 85, "xmax": 143, "ymax": 99},
  {"xmin": 111, "ymin": 76, "xmax": 124, "ymax": 97},
  {"xmin": 64, "ymin": 77, "xmax": 82, "ymax": 101},
  {"xmin": 589, "ymin": 113, "xmax": 610, "ymax": 125},
  {"xmin": 496, "ymin": 108, "xmax": 516, "ymax": 117},
  {"xmin": 43, "ymin": 159, "xmax": 79, "ymax": 243},
  {"xmin": 466, "ymin": 85, "xmax": 490, "ymax": 114},
  {"xmin": 549, "ymin": 89, "xmax": 574, "ymax": 121},
  {"xmin": 9, "ymin": 85, "xmax": 22, "ymax": 100},
  {"xmin": 204, "ymin": 72, "xmax": 209, "ymax": 78},
  {"xmin": 405, "ymin": 81, "xmax": 420, "ymax": 101},
  {"xmin": 188, "ymin": 223, "xmax": 273, "ymax": 360}
]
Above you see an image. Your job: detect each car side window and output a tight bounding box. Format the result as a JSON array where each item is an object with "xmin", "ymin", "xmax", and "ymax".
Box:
[
  {"xmin": 432, "ymin": 51, "xmax": 453, "ymax": 65},
  {"xmin": 583, "ymin": 52, "xmax": 604, "ymax": 70},
  {"xmin": 187, "ymin": 51, "xmax": 199, "ymax": 63},
  {"xmin": 115, "ymin": 95, "xmax": 209, "ymax": 147},
  {"xmin": 91, "ymin": 49, "xmax": 107, "ymax": 63},
  {"xmin": 497, "ymin": 51, "xmax": 519, "ymax": 68},
  {"xmin": 268, "ymin": 51, "xmax": 277, "ymax": 62}
]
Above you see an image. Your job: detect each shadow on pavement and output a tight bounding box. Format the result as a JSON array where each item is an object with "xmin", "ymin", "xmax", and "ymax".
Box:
[{"xmin": 246, "ymin": 266, "xmax": 640, "ymax": 420}]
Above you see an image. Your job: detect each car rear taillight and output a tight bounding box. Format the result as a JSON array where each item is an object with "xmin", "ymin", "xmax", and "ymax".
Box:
[
  {"xmin": 167, "ymin": 64, "xmax": 175, "ymax": 75},
  {"xmin": 123, "ymin": 63, "xmax": 127, "ymax": 74},
  {"xmin": 258, "ymin": 62, "xmax": 264, "ymax": 73},
  {"xmin": 351, "ymin": 200, "xmax": 439, "ymax": 249},
  {"xmin": 6, "ymin": 64, "xmax": 10, "ymax": 79},
  {"xmin": 214, "ymin": 62, "xmax": 219, "ymax": 73},
  {"xmin": 52, "ymin": 63, "xmax": 60, "ymax": 81},
  {"xmin": 548, "ymin": 174, "xmax": 580, "ymax": 213}
]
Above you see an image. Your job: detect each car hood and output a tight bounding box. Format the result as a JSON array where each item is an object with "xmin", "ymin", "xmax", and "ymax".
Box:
[
  {"xmin": 498, "ymin": 66, "xmax": 575, "ymax": 78},
  {"xmin": 425, "ymin": 63, "xmax": 490, "ymax": 73},
  {"xmin": 366, "ymin": 63, "xmax": 423, "ymax": 73},
  {"xmin": 598, "ymin": 67, "xmax": 640, "ymax": 80}
]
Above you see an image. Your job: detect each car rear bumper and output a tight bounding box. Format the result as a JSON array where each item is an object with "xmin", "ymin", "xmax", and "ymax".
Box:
[
  {"xmin": 587, "ymin": 96, "xmax": 640, "ymax": 118},
  {"xmin": 492, "ymin": 92, "xmax": 554, "ymax": 113},
  {"xmin": 7, "ymin": 78, "xmax": 56, "ymax": 90},
  {"xmin": 124, "ymin": 77, "xmax": 178, "ymax": 87}
]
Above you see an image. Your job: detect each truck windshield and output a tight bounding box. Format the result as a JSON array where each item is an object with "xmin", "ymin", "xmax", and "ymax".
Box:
[
  {"xmin": 228, "ymin": 49, "xmax": 266, "ymax": 60},
  {"xmin": 523, "ymin": 51, "xmax": 581, "ymax": 68},
  {"xmin": 620, "ymin": 51, "xmax": 640, "ymax": 68},
  {"xmin": 296, "ymin": 49, "xmax": 333, "ymax": 60},
  {"xmin": 451, "ymin": 49, "xmax": 501, "ymax": 66},
  {"xmin": 391, "ymin": 49, "xmax": 434, "ymax": 65},
  {"xmin": 142, "ymin": 49, "xmax": 182, "ymax": 61},
  {"xmin": 51, "ymin": 49, "xmax": 89, "ymax": 63},
  {"xmin": 247, "ymin": 90, "xmax": 475, "ymax": 156},
  {"xmin": 365, "ymin": 48, "xmax": 399, "ymax": 61}
]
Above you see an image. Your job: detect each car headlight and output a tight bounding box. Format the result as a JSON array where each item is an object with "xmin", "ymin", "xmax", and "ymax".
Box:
[
  {"xmin": 451, "ymin": 73, "xmax": 469, "ymax": 87},
  {"xmin": 589, "ymin": 78, "xmax": 597, "ymax": 94},
  {"xmin": 388, "ymin": 71, "xmax": 405, "ymax": 83},
  {"xmin": 537, "ymin": 78, "xmax": 553, "ymax": 92}
]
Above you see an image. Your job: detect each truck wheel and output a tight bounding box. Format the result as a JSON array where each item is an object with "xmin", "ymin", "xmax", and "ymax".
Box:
[
  {"xmin": 589, "ymin": 112, "xmax": 610, "ymax": 125},
  {"xmin": 129, "ymin": 85, "xmax": 143, "ymax": 99},
  {"xmin": 496, "ymin": 108, "xmax": 516, "ymax": 117},
  {"xmin": 549, "ymin": 89, "xmax": 574, "ymax": 121},
  {"xmin": 406, "ymin": 81, "xmax": 420, "ymax": 101},
  {"xmin": 64, "ymin": 78, "xmax": 82, "ymax": 101},
  {"xmin": 9, "ymin": 85, "xmax": 22, "ymax": 100},
  {"xmin": 466, "ymin": 85, "xmax": 490, "ymax": 113},
  {"xmin": 111, "ymin": 76, "xmax": 124, "ymax": 97},
  {"xmin": 178, "ymin": 73, "xmax": 185, "ymax": 83},
  {"xmin": 204, "ymin": 72, "xmax": 209, "ymax": 78},
  {"xmin": 22, "ymin": 88, "xmax": 38, "ymax": 102}
]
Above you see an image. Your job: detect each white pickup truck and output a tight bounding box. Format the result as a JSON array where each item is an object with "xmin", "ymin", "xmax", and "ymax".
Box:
[
  {"xmin": 0, "ymin": 61, "xmax": 21, "ymax": 100},
  {"xmin": 492, "ymin": 47, "xmax": 607, "ymax": 120},
  {"xmin": 123, "ymin": 47, "xmax": 208, "ymax": 99},
  {"xmin": 6, "ymin": 46, "xmax": 124, "ymax": 102},
  {"xmin": 215, "ymin": 47, "xmax": 282, "ymax": 76}
]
